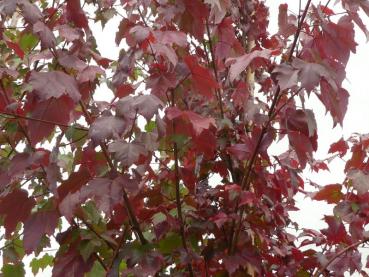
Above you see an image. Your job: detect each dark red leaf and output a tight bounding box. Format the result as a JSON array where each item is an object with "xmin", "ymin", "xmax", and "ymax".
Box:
[
  {"xmin": 24, "ymin": 210, "xmax": 59, "ymax": 253},
  {"xmin": 26, "ymin": 96, "xmax": 75, "ymax": 146},
  {"xmin": 0, "ymin": 189, "xmax": 36, "ymax": 237},
  {"xmin": 53, "ymin": 247, "xmax": 93, "ymax": 277},
  {"xmin": 89, "ymin": 116, "xmax": 126, "ymax": 142},
  {"xmin": 329, "ymin": 138, "xmax": 349, "ymax": 157},
  {"xmin": 29, "ymin": 71, "xmax": 81, "ymax": 102},
  {"xmin": 33, "ymin": 21, "xmax": 56, "ymax": 49},
  {"xmin": 66, "ymin": 0, "xmax": 89, "ymax": 29},
  {"xmin": 184, "ymin": 55, "xmax": 219, "ymax": 99}
]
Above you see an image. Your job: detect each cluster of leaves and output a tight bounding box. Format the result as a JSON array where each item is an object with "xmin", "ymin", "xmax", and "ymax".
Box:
[{"xmin": 1, "ymin": 0, "xmax": 369, "ymax": 276}]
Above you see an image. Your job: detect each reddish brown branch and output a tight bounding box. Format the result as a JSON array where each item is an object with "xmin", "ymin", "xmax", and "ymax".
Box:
[{"xmin": 0, "ymin": 111, "xmax": 88, "ymax": 131}]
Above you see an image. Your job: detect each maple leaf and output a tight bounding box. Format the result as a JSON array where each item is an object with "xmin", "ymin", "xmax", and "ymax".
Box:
[
  {"xmin": 205, "ymin": 0, "xmax": 228, "ymax": 24},
  {"xmin": 89, "ymin": 116, "xmax": 126, "ymax": 142},
  {"xmin": 56, "ymin": 24, "xmax": 83, "ymax": 42},
  {"xmin": 278, "ymin": 4, "xmax": 297, "ymax": 38},
  {"xmin": 80, "ymin": 178, "xmax": 123, "ymax": 215},
  {"xmin": 23, "ymin": 210, "xmax": 59, "ymax": 254},
  {"xmin": 0, "ymin": 189, "xmax": 36, "ymax": 237},
  {"xmin": 108, "ymin": 141, "xmax": 147, "ymax": 166},
  {"xmin": 214, "ymin": 17, "xmax": 240, "ymax": 60},
  {"xmin": 153, "ymin": 31, "xmax": 187, "ymax": 47},
  {"xmin": 33, "ymin": 21, "xmax": 57, "ymax": 49},
  {"xmin": 5, "ymin": 40, "xmax": 25, "ymax": 59},
  {"xmin": 19, "ymin": 1, "xmax": 43, "ymax": 24},
  {"xmin": 166, "ymin": 107, "xmax": 216, "ymax": 136},
  {"xmin": 52, "ymin": 248, "xmax": 93, "ymax": 277},
  {"xmin": 226, "ymin": 49, "xmax": 271, "ymax": 82},
  {"xmin": 273, "ymin": 63, "xmax": 299, "ymax": 91},
  {"xmin": 321, "ymin": 216, "xmax": 349, "ymax": 244},
  {"xmin": 318, "ymin": 80, "xmax": 349, "ymax": 126},
  {"xmin": 329, "ymin": 138, "xmax": 349, "ymax": 157},
  {"xmin": 116, "ymin": 94, "xmax": 164, "ymax": 121},
  {"xmin": 184, "ymin": 55, "xmax": 219, "ymax": 99},
  {"xmin": 29, "ymin": 71, "xmax": 81, "ymax": 102},
  {"xmin": 151, "ymin": 43, "xmax": 178, "ymax": 66},
  {"xmin": 57, "ymin": 167, "xmax": 91, "ymax": 201},
  {"xmin": 348, "ymin": 170, "xmax": 369, "ymax": 194},
  {"xmin": 227, "ymin": 144, "xmax": 252, "ymax": 160},
  {"xmin": 0, "ymin": 0, "xmax": 17, "ymax": 16},
  {"xmin": 58, "ymin": 53, "xmax": 88, "ymax": 71},
  {"xmin": 292, "ymin": 59, "xmax": 336, "ymax": 92},
  {"xmin": 313, "ymin": 184, "xmax": 343, "ymax": 204},
  {"xmin": 66, "ymin": 0, "xmax": 89, "ymax": 29},
  {"xmin": 26, "ymin": 96, "xmax": 75, "ymax": 146}
]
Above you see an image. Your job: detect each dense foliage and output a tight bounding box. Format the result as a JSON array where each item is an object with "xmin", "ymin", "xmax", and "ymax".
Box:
[{"xmin": 1, "ymin": 0, "xmax": 369, "ymax": 276}]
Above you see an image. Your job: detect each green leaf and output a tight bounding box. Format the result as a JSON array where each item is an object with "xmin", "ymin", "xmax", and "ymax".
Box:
[
  {"xmin": 82, "ymin": 202, "xmax": 102, "ymax": 225},
  {"xmin": 152, "ymin": 212, "xmax": 166, "ymax": 225},
  {"xmin": 158, "ymin": 233, "xmax": 182, "ymax": 254},
  {"xmin": 145, "ymin": 120, "xmax": 156, "ymax": 132},
  {"xmin": 86, "ymin": 261, "xmax": 105, "ymax": 277},
  {"xmin": 30, "ymin": 254, "xmax": 53, "ymax": 275},
  {"xmin": 2, "ymin": 263, "xmax": 25, "ymax": 277},
  {"xmin": 65, "ymin": 126, "xmax": 88, "ymax": 147},
  {"xmin": 79, "ymin": 240, "xmax": 101, "ymax": 262},
  {"xmin": 19, "ymin": 33, "xmax": 39, "ymax": 53}
]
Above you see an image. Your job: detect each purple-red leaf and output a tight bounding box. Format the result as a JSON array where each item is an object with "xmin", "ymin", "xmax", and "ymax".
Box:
[
  {"xmin": 24, "ymin": 210, "xmax": 59, "ymax": 253},
  {"xmin": 29, "ymin": 71, "xmax": 81, "ymax": 102},
  {"xmin": 0, "ymin": 189, "xmax": 36, "ymax": 237}
]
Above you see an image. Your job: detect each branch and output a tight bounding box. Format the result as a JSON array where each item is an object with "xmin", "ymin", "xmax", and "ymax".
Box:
[
  {"xmin": 0, "ymin": 111, "xmax": 88, "ymax": 131},
  {"xmin": 313, "ymin": 238, "xmax": 369, "ymax": 277},
  {"xmin": 229, "ymin": 0, "xmax": 313, "ymax": 253},
  {"xmin": 171, "ymin": 91, "xmax": 194, "ymax": 277}
]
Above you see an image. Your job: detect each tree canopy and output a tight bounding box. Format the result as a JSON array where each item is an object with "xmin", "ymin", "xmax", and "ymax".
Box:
[{"xmin": 1, "ymin": 0, "xmax": 369, "ymax": 276}]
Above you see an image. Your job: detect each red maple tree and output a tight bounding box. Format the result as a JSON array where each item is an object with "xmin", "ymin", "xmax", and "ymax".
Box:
[{"xmin": 1, "ymin": 0, "xmax": 369, "ymax": 276}]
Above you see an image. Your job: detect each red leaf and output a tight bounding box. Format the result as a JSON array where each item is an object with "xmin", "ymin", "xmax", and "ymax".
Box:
[
  {"xmin": 0, "ymin": 189, "xmax": 36, "ymax": 237},
  {"xmin": 53, "ymin": 247, "xmax": 93, "ymax": 277},
  {"xmin": 329, "ymin": 138, "xmax": 349, "ymax": 157},
  {"xmin": 321, "ymin": 216, "xmax": 349, "ymax": 244},
  {"xmin": 108, "ymin": 141, "xmax": 147, "ymax": 166},
  {"xmin": 24, "ymin": 210, "xmax": 59, "ymax": 254},
  {"xmin": 89, "ymin": 116, "xmax": 126, "ymax": 142},
  {"xmin": 278, "ymin": 4, "xmax": 297, "ymax": 37},
  {"xmin": 318, "ymin": 79, "xmax": 349, "ymax": 126},
  {"xmin": 26, "ymin": 96, "xmax": 75, "ymax": 146},
  {"xmin": 66, "ymin": 0, "xmax": 89, "ymax": 29},
  {"xmin": 313, "ymin": 184, "xmax": 343, "ymax": 204},
  {"xmin": 116, "ymin": 84, "xmax": 134, "ymax": 98},
  {"xmin": 226, "ymin": 49, "xmax": 271, "ymax": 82},
  {"xmin": 166, "ymin": 107, "xmax": 216, "ymax": 136},
  {"xmin": 57, "ymin": 167, "xmax": 91, "ymax": 201},
  {"xmin": 227, "ymin": 144, "xmax": 251, "ymax": 160},
  {"xmin": 33, "ymin": 21, "xmax": 56, "ymax": 49},
  {"xmin": 5, "ymin": 40, "xmax": 25, "ymax": 59},
  {"xmin": 184, "ymin": 55, "xmax": 219, "ymax": 99},
  {"xmin": 29, "ymin": 71, "xmax": 81, "ymax": 102}
]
